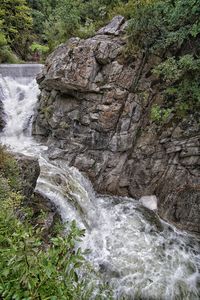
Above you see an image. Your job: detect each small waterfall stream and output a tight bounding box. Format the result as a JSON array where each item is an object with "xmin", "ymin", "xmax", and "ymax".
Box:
[{"xmin": 0, "ymin": 64, "xmax": 200, "ymax": 300}]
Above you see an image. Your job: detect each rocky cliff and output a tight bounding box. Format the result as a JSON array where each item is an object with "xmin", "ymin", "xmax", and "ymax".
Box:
[{"xmin": 33, "ymin": 16, "xmax": 200, "ymax": 234}]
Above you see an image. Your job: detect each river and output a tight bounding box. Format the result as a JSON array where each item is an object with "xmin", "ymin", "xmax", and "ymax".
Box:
[{"xmin": 0, "ymin": 64, "xmax": 199, "ymax": 300}]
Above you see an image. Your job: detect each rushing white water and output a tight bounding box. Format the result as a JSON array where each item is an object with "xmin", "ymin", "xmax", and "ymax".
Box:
[
  {"xmin": 0, "ymin": 64, "xmax": 43, "ymax": 152},
  {"xmin": 0, "ymin": 65, "xmax": 200, "ymax": 300}
]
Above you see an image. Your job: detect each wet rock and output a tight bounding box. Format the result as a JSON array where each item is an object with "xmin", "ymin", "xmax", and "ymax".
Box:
[
  {"xmin": 99, "ymin": 262, "xmax": 121, "ymax": 278},
  {"xmin": 28, "ymin": 191, "xmax": 61, "ymax": 240},
  {"xmin": 137, "ymin": 206, "xmax": 163, "ymax": 232},
  {"xmin": 16, "ymin": 154, "xmax": 40, "ymax": 199},
  {"xmin": 158, "ymin": 186, "xmax": 200, "ymax": 234},
  {"xmin": 0, "ymin": 99, "xmax": 5, "ymax": 132}
]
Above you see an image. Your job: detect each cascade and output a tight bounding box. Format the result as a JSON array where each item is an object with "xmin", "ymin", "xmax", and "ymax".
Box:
[{"xmin": 0, "ymin": 64, "xmax": 200, "ymax": 300}]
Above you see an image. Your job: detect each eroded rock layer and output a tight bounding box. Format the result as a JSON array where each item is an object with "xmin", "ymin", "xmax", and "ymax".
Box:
[{"xmin": 33, "ymin": 16, "xmax": 200, "ymax": 234}]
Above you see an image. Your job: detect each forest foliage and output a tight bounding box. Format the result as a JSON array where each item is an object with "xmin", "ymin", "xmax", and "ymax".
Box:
[
  {"xmin": 0, "ymin": 0, "xmax": 33, "ymax": 62},
  {"xmin": 0, "ymin": 0, "xmax": 129, "ymax": 62},
  {"xmin": 128, "ymin": 0, "xmax": 200, "ymax": 120}
]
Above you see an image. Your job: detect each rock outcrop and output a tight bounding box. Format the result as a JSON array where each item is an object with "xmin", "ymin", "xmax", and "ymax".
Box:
[
  {"xmin": 29, "ymin": 191, "xmax": 61, "ymax": 240},
  {"xmin": 16, "ymin": 154, "xmax": 61, "ymax": 236},
  {"xmin": 16, "ymin": 154, "xmax": 40, "ymax": 199},
  {"xmin": 33, "ymin": 16, "xmax": 200, "ymax": 234}
]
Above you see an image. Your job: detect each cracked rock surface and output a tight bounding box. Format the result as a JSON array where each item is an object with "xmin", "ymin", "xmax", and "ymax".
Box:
[{"xmin": 33, "ymin": 16, "xmax": 200, "ymax": 234}]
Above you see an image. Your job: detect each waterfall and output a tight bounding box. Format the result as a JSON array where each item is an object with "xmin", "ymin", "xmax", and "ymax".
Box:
[
  {"xmin": 0, "ymin": 64, "xmax": 43, "ymax": 151},
  {"xmin": 0, "ymin": 64, "xmax": 200, "ymax": 300},
  {"xmin": 0, "ymin": 64, "xmax": 43, "ymax": 79}
]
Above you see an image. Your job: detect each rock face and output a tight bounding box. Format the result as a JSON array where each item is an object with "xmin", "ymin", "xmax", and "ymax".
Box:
[
  {"xmin": 33, "ymin": 16, "xmax": 200, "ymax": 234},
  {"xmin": 16, "ymin": 154, "xmax": 40, "ymax": 199}
]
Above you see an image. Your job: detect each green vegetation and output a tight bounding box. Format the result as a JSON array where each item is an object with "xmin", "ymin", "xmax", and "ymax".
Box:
[
  {"xmin": 128, "ymin": 0, "xmax": 200, "ymax": 120},
  {"xmin": 0, "ymin": 22, "xmax": 18, "ymax": 63},
  {"xmin": 29, "ymin": 42, "xmax": 49, "ymax": 61},
  {"xmin": 0, "ymin": 214, "xmax": 90, "ymax": 299},
  {"xmin": 150, "ymin": 104, "xmax": 172, "ymax": 124},
  {"xmin": 1, "ymin": 0, "xmax": 131, "ymax": 60},
  {"xmin": 28, "ymin": 0, "xmax": 128, "ymax": 52},
  {"xmin": 0, "ymin": 145, "xmax": 21, "ymax": 196},
  {"xmin": 0, "ymin": 0, "xmax": 33, "ymax": 62},
  {"xmin": 0, "ymin": 146, "xmax": 112, "ymax": 299}
]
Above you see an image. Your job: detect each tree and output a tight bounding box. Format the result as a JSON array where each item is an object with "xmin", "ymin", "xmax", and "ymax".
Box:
[
  {"xmin": 27, "ymin": 0, "xmax": 56, "ymax": 36},
  {"xmin": 128, "ymin": 0, "xmax": 200, "ymax": 119},
  {"xmin": 0, "ymin": 0, "xmax": 33, "ymax": 59},
  {"xmin": 0, "ymin": 15, "xmax": 17, "ymax": 63}
]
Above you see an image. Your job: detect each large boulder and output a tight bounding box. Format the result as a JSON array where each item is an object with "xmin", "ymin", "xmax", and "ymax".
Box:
[{"xmin": 33, "ymin": 17, "xmax": 200, "ymax": 234}]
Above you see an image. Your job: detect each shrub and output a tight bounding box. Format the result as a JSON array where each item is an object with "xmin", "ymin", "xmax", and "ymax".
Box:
[
  {"xmin": 150, "ymin": 104, "xmax": 172, "ymax": 124},
  {"xmin": 153, "ymin": 55, "xmax": 200, "ymax": 116},
  {"xmin": 0, "ymin": 211, "xmax": 92, "ymax": 300},
  {"xmin": 0, "ymin": 146, "xmax": 21, "ymax": 192}
]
